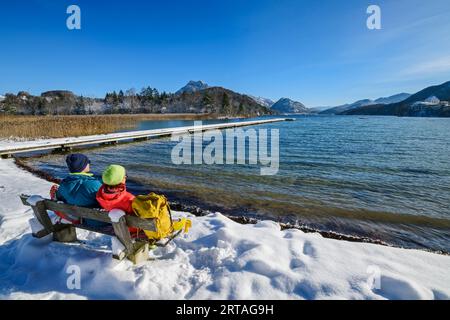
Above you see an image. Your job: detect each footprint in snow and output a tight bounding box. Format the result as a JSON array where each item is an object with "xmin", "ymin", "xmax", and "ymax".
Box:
[{"xmin": 302, "ymin": 241, "xmax": 316, "ymax": 258}]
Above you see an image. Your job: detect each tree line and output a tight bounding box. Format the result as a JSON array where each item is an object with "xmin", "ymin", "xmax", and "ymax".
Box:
[
  {"xmin": 0, "ymin": 86, "xmax": 272, "ymax": 117},
  {"xmin": 0, "ymin": 87, "xmax": 173, "ymax": 115}
]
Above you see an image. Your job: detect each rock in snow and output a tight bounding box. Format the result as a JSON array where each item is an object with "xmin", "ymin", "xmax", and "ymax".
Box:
[{"xmin": 0, "ymin": 158, "xmax": 450, "ymax": 299}]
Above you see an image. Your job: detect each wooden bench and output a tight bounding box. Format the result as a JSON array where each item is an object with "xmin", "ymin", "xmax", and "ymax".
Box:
[{"xmin": 20, "ymin": 194, "xmax": 157, "ymax": 264}]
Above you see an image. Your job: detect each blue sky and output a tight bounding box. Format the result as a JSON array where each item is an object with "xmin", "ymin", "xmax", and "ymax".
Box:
[{"xmin": 0, "ymin": 0, "xmax": 449, "ymax": 107}]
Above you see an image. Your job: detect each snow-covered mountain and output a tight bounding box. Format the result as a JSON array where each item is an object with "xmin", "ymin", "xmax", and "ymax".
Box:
[
  {"xmin": 320, "ymin": 93, "xmax": 411, "ymax": 114},
  {"xmin": 320, "ymin": 99, "xmax": 374, "ymax": 115},
  {"xmin": 373, "ymin": 93, "xmax": 411, "ymax": 104},
  {"xmin": 176, "ymin": 80, "xmax": 209, "ymax": 95},
  {"xmin": 247, "ymin": 95, "xmax": 275, "ymax": 108},
  {"xmin": 0, "ymin": 94, "xmax": 5, "ymax": 102},
  {"xmin": 271, "ymin": 98, "xmax": 310, "ymax": 114},
  {"xmin": 343, "ymin": 81, "xmax": 450, "ymax": 117}
]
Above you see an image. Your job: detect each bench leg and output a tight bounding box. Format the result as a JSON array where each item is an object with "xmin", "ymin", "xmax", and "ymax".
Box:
[
  {"xmin": 112, "ymin": 216, "xmax": 134, "ymax": 255},
  {"xmin": 31, "ymin": 201, "xmax": 54, "ymax": 233},
  {"xmin": 128, "ymin": 242, "xmax": 149, "ymax": 265},
  {"xmin": 53, "ymin": 225, "xmax": 78, "ymax": 243},
  {"xmin": 112, "ymin": 216, "xmax": 150, "ymax": 264}
]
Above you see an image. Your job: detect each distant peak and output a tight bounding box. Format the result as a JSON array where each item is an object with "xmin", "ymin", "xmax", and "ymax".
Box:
[
  {"xmin": 187, "ymin": 80, "xmax": 207, "ymax": 85},
  {"xmin": 271, "ymin": 97, "xmax": 309, "ymax": 114},
  {"xmin": 176, "ymin": 80, "xmax": 209, "ymax": 95}
]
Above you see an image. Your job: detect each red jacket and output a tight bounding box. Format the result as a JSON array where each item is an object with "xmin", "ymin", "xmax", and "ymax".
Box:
[
  {"xmin": 96, "ymin": 184, "xmax": 138, "ymax": 233},
  {"xmin": 96, "ymin": 184, "xmax": 135, "ymax": 214}
]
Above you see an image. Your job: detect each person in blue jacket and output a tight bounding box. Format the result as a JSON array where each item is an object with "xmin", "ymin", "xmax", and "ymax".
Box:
[{"xmin": 56, "ymin": 153, "xmax": 105, "ymax": 227}]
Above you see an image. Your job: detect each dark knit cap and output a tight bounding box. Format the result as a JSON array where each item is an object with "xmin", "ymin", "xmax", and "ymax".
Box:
[{"xmin": 66, "ymin": 154, "xmax": 90, "ymax": 173}]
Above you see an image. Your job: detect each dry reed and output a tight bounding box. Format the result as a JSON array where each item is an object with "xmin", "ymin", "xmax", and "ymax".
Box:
[{"xmin": 0, "ymin": 114, "xmax": 213, "ymax": 139}]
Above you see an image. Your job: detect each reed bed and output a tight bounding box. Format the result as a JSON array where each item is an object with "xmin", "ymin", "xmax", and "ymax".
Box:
[{"xmin": 0, "ymin": 114, "xmax": 213, "ymax": 139}]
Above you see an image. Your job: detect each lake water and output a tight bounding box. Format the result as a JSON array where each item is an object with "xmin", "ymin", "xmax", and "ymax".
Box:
[{"xmin": 25, "ymin": 115, "xmax": 450, "ymax": 252}]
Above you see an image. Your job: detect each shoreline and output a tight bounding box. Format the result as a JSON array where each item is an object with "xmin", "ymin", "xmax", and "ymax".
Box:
[{"xmin": 13, "ymin": 157, "xmax": 449, "ymax": 256}]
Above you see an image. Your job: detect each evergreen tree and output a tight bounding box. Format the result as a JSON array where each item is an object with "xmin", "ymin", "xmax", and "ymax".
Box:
[
  {"xmin": 2, "ymin": 94, "xmax": 17, "ymax": 114},
  {"xmin": 118, "ymin": 90, "xmax": 125, "ymax": 103},
  {"xmin": 238, "ymin": 102, "xmax": 244, "ymax": 115},
  {"xmin": 152, "ymin": 88, "xmax": 157, "ymax": 99},
  {"xmin": 111, "ymin": 91, "xmax": 120, "ymax": 113},
  {"xmin": 222, "ymin": 93, "xmax": 231, "ymax": 114},
  {"xmin": 74, "ymin": 95, "xmax": 87, "ymax": 115},
  {"xmin": 36, "ymin": 97, "xmax": 48, "ymax": 115},
  {"xmin": 202, "ymin": 92, "xmax": 213, "ymax": 106}
]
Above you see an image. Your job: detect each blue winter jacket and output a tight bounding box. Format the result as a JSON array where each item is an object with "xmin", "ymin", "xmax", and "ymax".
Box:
[{"xmin": 56, "ymin": 173, "xmax": 102, "ymax": 208}]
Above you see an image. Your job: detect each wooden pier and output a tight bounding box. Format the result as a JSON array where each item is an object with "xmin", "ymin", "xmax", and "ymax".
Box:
[{"xmin": 0, "ymin": 118, "xmax": 288, "ymax": 158}]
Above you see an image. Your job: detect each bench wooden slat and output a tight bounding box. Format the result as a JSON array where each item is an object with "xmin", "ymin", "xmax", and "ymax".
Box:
[
  {"xmin": 44, "ymin": 200, "xmax": 111, "ymax": 223},
  {"xmin": 125, "ymin": 215, "xmax": 156, "ymax": 231},
  {"xmin": 73, "ymin": 223, "xmax": 116, "ymax": 236}
]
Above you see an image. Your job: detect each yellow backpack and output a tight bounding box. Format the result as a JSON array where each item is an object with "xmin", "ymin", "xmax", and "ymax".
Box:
[{"xmin": 131, "ymin": 193, "xmax": 191, "ymax": 241}]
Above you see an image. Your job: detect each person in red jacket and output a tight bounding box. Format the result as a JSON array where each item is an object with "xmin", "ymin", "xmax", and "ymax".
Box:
[{"xmin": 96, "ymin": 165, "xmax": 137, "ymax": 234}]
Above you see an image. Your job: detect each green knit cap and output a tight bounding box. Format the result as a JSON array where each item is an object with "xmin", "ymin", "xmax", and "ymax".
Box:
[{"xmin": 102, "ymin": 165, "xmax": 126, "ymax": 186}]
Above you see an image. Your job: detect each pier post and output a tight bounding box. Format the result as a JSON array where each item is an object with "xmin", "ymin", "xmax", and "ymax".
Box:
[
  {"xmin": 100, "ymin": 140, "xmax": 119, "ymax": 146},
  {"xmin": 55, "ymin": 146, "xmax": 72, "ymax": 153},
  {"xmin": 133, "ymin": 137, "xmax": 149, "ymax": 142}
]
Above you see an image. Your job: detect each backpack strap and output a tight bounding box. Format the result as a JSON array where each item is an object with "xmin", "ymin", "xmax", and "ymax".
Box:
[{"xmin": 167, "ymin": 202, "xmax": 192, "ymax": 234}]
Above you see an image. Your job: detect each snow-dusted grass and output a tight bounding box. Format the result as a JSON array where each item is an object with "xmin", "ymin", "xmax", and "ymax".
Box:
[
  {"xmin": 0, "ymin": 158, "xmax": 449, "ymax": 300},
  {"xmin": 0, "ymin": 114, "xmax": 215, "ymax": 140}
]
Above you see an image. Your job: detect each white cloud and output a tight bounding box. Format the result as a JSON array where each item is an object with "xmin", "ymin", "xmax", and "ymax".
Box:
[{"xmin": 400, "ymin": 56, "xmax": 450, "ymax": 78}]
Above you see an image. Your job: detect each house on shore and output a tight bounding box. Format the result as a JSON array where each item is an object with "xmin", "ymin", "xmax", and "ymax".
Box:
[
  {"xmin": 424, "ymin": 96, "xmax": 440, "ymax": 105},
  {"xmin": 412, "ymin": 96, "xmax": 441, "ymax": 107}
]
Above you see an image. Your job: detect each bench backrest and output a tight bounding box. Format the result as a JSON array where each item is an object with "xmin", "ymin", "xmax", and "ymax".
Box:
[{"xmin": 20, "ymin": 194, "xmax": 156, "ymax": 231}]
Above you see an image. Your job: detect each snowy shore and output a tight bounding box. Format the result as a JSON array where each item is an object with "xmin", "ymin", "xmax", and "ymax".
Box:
[{"xmin": 0, "ymin": 158, "xmax": 450, "ymax": 300}]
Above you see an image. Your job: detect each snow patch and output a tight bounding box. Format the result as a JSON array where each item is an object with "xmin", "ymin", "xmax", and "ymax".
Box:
[
  {"xmin": 28, "ymin": 217, "xmax": 44, "ymax": 235},
  {"xmin": 26, "ymin": 195, "xmax": 44, "ymax": 206},
  {"xmin": 111, "ymin": 237, "xmax": 126, "ymax": 257},
  {"xmin": 108, "ymin": 209, "xmax": 126, "ymax": 223}
]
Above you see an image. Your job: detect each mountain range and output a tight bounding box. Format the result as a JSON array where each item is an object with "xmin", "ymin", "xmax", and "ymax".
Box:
[
  {"xmin": 342, "ymin": 81, "xmax": 450, "ymax": 117},
  {"xmin": 320, "ymin": 93, "xmax": 411, "ymax": 115},
  {"xmin": 176, "ymin": 81, "xmax": 312, "ymax": 114},
  {"xmin": 2, "ymin": 80, "xmax": 449, "ymax": 117}
]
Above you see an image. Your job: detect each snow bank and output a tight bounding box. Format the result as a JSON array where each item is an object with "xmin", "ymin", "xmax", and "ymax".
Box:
[{"xmin": 0, "ymin": 158, "xmax": 449, "ymax": 300}]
